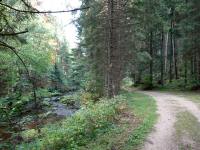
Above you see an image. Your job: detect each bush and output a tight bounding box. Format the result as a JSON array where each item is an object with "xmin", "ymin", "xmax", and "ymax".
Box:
[
  {"xmin": 59, "ymin": 93, "xmax": 80, "ymax": 106},
  {"xmin": 21, "ymin": 129, "xmax": 38, "ymax": 141},
  {"xmin": 167, "ymin": 79, "xmax": 185, "ymax": 88},
  {"xmin": 141, "ymin": 75, "xmax": 153, "ymax": 90},
  {"xmin": 36, "ymin": 89, "xmax": 52, "ymax": 98},
  {"xmin": 80, "ymin": 92, "xmax": 101, "ymax": 106},
  {"xmin": 185, "ymin": 82, "xmax": 200, "ymax": 91},
  {"xmin": 162, "ymin": 78, "xmax": 200, "ymax": 91},
  {"xmin": 17, "ymin": 96, "xmax": 125, "ymax": 150}
]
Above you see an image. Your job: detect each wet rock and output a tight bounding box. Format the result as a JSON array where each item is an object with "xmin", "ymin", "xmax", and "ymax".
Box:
[
  {"xmin": 46, "ymin": 92, "xmax": 79, "ymax": 117},
  {"xmin": 50, "ymin": 97, "xmax": 60, "ymax": 102},
  {"xmin": 44, "ymin": 98, "xmax": 51, "ymax": 101},
  {"xmin": 50, "ymin": 101, "xmax": 77, "ymax": 117}
]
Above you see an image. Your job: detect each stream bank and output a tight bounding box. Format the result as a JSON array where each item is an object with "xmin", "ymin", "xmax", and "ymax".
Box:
[{"xmin": 0, "ymin": 92, "xmax": 80, "ymax": 146}]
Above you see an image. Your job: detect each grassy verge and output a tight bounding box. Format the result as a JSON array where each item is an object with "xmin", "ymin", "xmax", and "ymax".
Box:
[
  {"xmin": 79, "ymin": 91, "xmax": 157, "ymax": 150},
  {"xmin": 175, "ymin": 111, "xmax": 200, "ymax": 149},
  {"xmin": 16, "ymin": 90, "xmax": 157, "ymax": 150},
  {"xmin": 122, "ymin": 92, "xmax": 157, "ymax": 149}
]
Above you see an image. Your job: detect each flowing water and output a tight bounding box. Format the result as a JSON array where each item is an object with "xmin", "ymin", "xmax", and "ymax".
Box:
[{"xmin": 49, "ymin": 96, "xmax": 78, "ymax": 117}]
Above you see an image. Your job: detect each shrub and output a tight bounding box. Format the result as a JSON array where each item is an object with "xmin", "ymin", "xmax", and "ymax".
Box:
[
  {"xmin": 80, "ymin": 92, "xmax": 101, "ymax": 106},
  {"xmin": 60, "ymin": 95, "xmax": 77, "ymax": 106},
  {"xmin": 36, "ymin": 88, "xmax": 52, "ymax": 98},
  {"xmin": 140, "ymin": 75, "xmax": 153, "ymax": 90},
  {"xmin": 21, "ymin": 129, "xmax": 38, "ymax": 141}
]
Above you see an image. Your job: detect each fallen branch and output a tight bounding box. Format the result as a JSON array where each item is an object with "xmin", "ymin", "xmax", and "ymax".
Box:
[{"xmin": 0, "ymin": 2, "xmax": 90, "ymax": 14}]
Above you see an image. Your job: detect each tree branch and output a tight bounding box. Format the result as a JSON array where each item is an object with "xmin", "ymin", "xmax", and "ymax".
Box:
[
  {"xmin": 0, "ymin": 30, "xmax": 28, "ymax": 36},
  {"xmin": 0, "ymin": 41, "xmax": 41, "ymax": 132},
  {"xmin": 0, "ymin": 2, "xmax": 90, "ymax": 14},
  {"xmin": 20, "ymin": 0, "xmax": 39, "ymax": 12},
  {"xmin": 0, "ymin": 41, "xmax": 30, "ymax": 76},
  {"xmin": 0, "ymin": 41, "xmax": 38, "ymax": 111}
]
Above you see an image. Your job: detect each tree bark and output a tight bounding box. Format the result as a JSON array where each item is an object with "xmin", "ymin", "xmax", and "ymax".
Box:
[
  {"xmin": 198, "ymin": 52, "xmax": 200, "ymax": 82},
  {"xmin": 190, "ymin": 55, "xmax": 194, "ymax": 76},
  {"xmin": 106, "ymin": 0, "xmax": 122, "ymax": 97},
  {"xmin": 149, "ymin": 31, "xmax": 153, "ymax": 87},
  {"xmin": 164, "ymin": 32, "xmax": 169, "ymax": 73},
  {"xmin": 160, "ymin": 30, "xmax": 164, "ymax": 85},
  {"xmin": 184, "ymin": 60, "xmax": 188, "ymax": 85},
  {"xmin": 173, "ymin": 35, "xmax": 178, "ymax": 79},
  {"xmin": 169, "ymin": 17, "xmax": 173, "ymax": 82}
]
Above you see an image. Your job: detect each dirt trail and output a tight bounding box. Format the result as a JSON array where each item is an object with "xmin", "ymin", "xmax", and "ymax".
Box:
[{"xmin": 141, "ymin": 91, "xmax": 200, "ymax": 150}]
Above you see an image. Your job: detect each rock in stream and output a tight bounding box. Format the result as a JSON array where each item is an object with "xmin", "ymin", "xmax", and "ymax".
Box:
[{"xmin": 49, "ymin": 96, "xmax": 79, "ymax": 117}]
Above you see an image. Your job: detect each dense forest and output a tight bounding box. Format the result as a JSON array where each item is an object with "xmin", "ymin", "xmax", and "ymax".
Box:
[
  {"xmin": 78, "ymin": 0, "xmax": 200, "ymax": 94},
  {"xmin": 0, "ymin": 0, "xmax": 200, "ymax": 149}
]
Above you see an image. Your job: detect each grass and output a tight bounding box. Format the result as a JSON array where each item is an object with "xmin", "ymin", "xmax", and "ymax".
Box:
[
  {"xmin": 78, "ymin": 90, "xmax": 157, "ymax": 150},
  {"xmin": 175, "ymin": 111, "xmax": 200, "ymax": 149},
  {"xmin": 124, "ymin": 92, "xmax": 157, "ymax": 149}
]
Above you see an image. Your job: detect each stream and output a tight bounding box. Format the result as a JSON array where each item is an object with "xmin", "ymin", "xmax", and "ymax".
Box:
[
  {"xmin": 48, "ymin": 95, "xmax": 79, "ymax": 117},
  {"xmin": 0, "ymin": 93, "xmax": 80, "ymax": 145}
]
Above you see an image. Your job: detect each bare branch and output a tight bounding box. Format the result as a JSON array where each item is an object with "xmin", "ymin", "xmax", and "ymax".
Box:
[
  {"xmin": 0, "ymin": 2, "xmax": 90, "ymax": 14},
  {"xmin": 0, "ymin": 30, "xmax": 28, "ymax": 36},
  {"xmin": 20, "ymin": 0, "xmax": 39, "ymax": 12},
  {"xmin": 0, "ymin": 41, "xmax": 29, "ymax": 75},
  {"xmin": 20, "ymin": 0, "xmax": 32, "ymax": 8}
]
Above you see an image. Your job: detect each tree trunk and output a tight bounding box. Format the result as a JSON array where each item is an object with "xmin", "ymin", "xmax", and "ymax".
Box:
[
  {"xmin": 191, "ymin": 55, "xmax": 194, "ymax": 76},
  {"xmin": 169, "ymin": 17, "xmax": 173, "ymax": 82},
  {"xmin": 173, "ymin": 36, "xmax": 178, "ymax": 79},
  {"xmin": 184, "ymin": 60, "xmax": 188, "ymax": 85},
  {"xmin": 149, "ymin": 31, "xmax": 153, "ymax": 87},
  {"xmin": 160, "ymin": 30, "xmax": 164, "ymax": 85},
  {"xmin": 164, "ymin": 32, "xmax": 169, "ymax": 73},
  {"xmin": 136, "ymin": 70, "xmax": 142, "ymax": 85},
  {"xmin": 198, "ymin": 52, "xmax": 200, "ymax": 82},
  {"xmin": 194, "ymin": 54, "xmax": 198, "ymax": 81},
  {"xmin": 106, "ymin": 0, "xmax": 122, "ymax": 97}
]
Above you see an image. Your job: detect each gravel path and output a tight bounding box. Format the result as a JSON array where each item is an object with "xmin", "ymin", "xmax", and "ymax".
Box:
[{"xmin": 141, "ymin": 91, "xmax": 200, "ymax": 150}]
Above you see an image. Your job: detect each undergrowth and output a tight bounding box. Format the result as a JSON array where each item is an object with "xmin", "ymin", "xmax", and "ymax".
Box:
[
  {"xmin": 17, "ymin": 96, "xmax": 125, "ymax": 150},
  {"xmin": 16, "ymin": 90, "xmax": 157, "ymax": 150},
  {"xmin": 77, "ymin": 91, "xmax": 157, "ymax": 150}
]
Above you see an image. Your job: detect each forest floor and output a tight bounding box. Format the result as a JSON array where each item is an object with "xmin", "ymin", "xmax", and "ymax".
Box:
[{"xmin": 141, "ymin": 91, "xmax": 200, "ymax": 150}]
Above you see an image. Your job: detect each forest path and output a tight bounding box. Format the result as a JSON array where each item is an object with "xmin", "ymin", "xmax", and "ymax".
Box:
[{"xmin": 141, "ymin": 91, "xmax": 200, "ymax": 150}]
